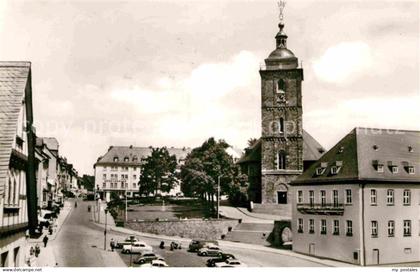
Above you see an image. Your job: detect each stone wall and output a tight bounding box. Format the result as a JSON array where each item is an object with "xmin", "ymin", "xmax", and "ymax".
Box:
[{"xmin": 125, "ymin": 219, "xmax": 239, "ymax": 240}]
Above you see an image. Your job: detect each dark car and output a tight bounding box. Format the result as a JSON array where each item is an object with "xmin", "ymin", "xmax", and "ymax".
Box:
[
  {"xmin": 134, "ymin": 253, "xmax": 164, "ymax": 264},
  {"xmin": 207, "ymin": 253, "xmax": 236, "ymax": 267},
  {"xmin": 188, "ymin": 240, "xmax": 219, "ymax": 252}
]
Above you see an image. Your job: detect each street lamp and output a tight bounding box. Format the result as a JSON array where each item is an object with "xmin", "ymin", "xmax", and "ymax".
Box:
[
  {"xmin": 104, "ymin": 208, "xmax": 108, "ymax": 251},
  {"xmin": 125, "ymin": 183, "xmax": 128, "ymax": 223},
  {"xmin": 217, "ymin": 175, "xmax": 221, "ymax": 219}
]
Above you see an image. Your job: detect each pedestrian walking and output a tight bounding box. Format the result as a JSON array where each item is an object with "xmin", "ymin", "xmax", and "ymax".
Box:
[
  {"xmin": 29, "ymin": 246, "xmax": 34, "ymax": 256},
  {"xmin": 43, "ymin": 235, "xmax": 49, "ymax": 247},
  {"xmin": 110, "ymin": 238, "xmax": 115, "ymax": 252},
  {"xmin": 48, "ymin": 225, "xmax": 53, "ymax": 235},
  {"xmin": 35, "ymin": 245, "xmax": 40, "ymax": 257}
]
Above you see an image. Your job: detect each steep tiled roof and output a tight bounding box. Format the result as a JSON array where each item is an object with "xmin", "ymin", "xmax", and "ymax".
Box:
[
  {"xmin": 95, "ymin": 146, "xmax": 192, "ymax": 166},
  {"xmin": 0, "ymin": 61, "xmax": 31, "ymax": 196},
  {"xmin": 236, "ymin": 130, "xmax": 324, "ymax": 164},
  {"xmin": 237, "ymin": 139, "xmax": 261, "ymax": 164},
  {"xmin": 293, "ymin": 127, "xmax": 420, "ymax": 184}
]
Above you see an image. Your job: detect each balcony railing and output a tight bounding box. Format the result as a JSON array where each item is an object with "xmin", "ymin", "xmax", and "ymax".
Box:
[{"xmin": 297, "ymin": 203, "xmax": 345, "ymax": 215}]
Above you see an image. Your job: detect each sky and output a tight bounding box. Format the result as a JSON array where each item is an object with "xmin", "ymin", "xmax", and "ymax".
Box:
[{"xmin": 0, "ymin": 0, "xmax": 419, "ymax": 175}]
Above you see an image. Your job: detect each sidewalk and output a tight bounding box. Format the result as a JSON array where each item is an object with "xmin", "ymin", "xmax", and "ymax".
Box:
[{"xmin": 25, "ymin": 201, "xmax": 73, "ymax": 267}]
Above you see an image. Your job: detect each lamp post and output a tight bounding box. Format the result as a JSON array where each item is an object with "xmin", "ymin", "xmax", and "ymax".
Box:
[
  {"xmin": 217, "ymin": 175, "xmax": 221, "ymax": 219},
  {"xmin": 125, "ymin": 183, "xmax": 128, "ymax": 222},
  {"xmin": 104, "ymin": 208, "xmax": 108, "ymax": 251}
]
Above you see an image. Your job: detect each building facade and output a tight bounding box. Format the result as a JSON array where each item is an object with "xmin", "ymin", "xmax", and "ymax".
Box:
[
  {"xmin": 94, "ymin": 146, "xmax": 191, "ymax": 202},
  {"xmin": 291, "ymin": 128, "xmax": 420, "ymax": 265},
  {"xmin": 0, "ymin": 62, "xmax": 37, "ymax": 267}
]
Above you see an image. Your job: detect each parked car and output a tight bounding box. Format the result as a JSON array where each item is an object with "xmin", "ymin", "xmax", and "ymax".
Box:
[
  {"xmin": 122, "ymin": 241, "xmax": 153, "ymax": 254},
  {"xmin": 139, "ymin": 260, "xmax": 169, "ymax": 267},
  {"xmin": 116, "ymin": 236, "xmax": 139, "ymax": 249},
  {"xmin": 197, "ymin": 244, "xmax": 223, "ymax": 257},
  {"xmin": 134, "ymin": 253, "xmax": 164, "ymax": 264},
  {"xmin": 206, "ymin": 253, "xmax": 236, "ymax": 267},
  {"xmin": 215, "ymin": 259, "xmax": 247, "ymax": 267},
  {"xmin": 188, "ymin": 240, "xmax": 219, "ymax": 252}
]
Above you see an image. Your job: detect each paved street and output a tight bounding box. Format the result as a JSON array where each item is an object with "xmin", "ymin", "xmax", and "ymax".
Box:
[{"xmin": 46, "ymin": 200, "xmax": 334, "ymax": 267}]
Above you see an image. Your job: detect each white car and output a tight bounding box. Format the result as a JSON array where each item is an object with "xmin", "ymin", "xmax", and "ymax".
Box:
[
  {"xmin": 139, "ymin": 260, "xmax": 169, "ymax": 267},
  {"xmin": 122, "ymin": 241, "xmax": 153, "ymax": 254},
  {"xmin": 215, "ymin": 259, "xmax": 247, "ymax": 267}
]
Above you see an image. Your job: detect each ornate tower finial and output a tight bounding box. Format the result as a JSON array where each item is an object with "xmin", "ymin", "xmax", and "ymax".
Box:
[{"xmin": 277, "ymin": 0, "xmax": 286, "ymax": 23}]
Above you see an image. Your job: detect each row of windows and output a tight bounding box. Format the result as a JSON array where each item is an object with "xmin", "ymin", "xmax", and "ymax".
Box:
[
  {"xmin": 113, "ymin": 156, "xmax": 138, "ymax": 162},
  {"xmin": 297, "ymin": 189, "xmax": 414, "ymax": 206},
  {"xmin": 102, "ymin": 182, "xmax": 137, "ymax": 189},
  {"xmin": 103, "ymin": 174, "xmax": 136, "ymax": 180},
  {"xmin": 297, "ymin": 219, "xmax": 414, "ymax": 237},
  {"xmin": 297, "ymin": 189, "xmax": 352, "ymax": 205},
  {"xmin": 374, "ymin": 164, "xmax": 415, "ymax": 174},
  {"xmin": 371, "ymin": 220, "xmax": 412, "ymax": 237},
  {"xmin": 370, "ymin": 189, "xmax": 412, "ymax": 206},
  {"xmin": 297, "ymin": 218, "xmax": 352, "ymax": 236},
  {"xmin": 103, "ymin": 166, "xmax": 138, "ymax": 171}
]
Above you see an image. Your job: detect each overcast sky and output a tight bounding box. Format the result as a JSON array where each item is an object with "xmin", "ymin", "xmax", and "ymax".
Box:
[{"xmin": 1, "ymin": 0, "xmax": 418, "ymax": 175}]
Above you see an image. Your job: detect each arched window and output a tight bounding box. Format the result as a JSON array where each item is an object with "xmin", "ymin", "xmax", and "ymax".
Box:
[
  {"xmin": 277, "ymin": 151, "xmax": 286, "ymax": 170},
  {"xmin": 124, "ymin": 157, "xmax": 129, "ymax": 162},
  {"xmin": 279, "ymin": 118, "xmax": 284, "ymax": 133},
  {"xmin": 113, "ymin": 156, "xmax": 119, "ymax": 162},
  {"xmin": 277, "ymin": 79, "xmax": 286, "ymax": 93}
]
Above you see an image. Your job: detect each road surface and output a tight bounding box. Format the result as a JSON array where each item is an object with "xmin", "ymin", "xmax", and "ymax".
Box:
[{"xmin": 52, "ymin": 200, "xmax": 326, "ymax": 267}]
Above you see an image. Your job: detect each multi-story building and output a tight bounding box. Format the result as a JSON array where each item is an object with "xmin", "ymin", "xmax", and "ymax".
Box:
[
  {"xmin": 34, "ymin": 142, "xmax": 50, "ymax": 209},
  {"xmin": 291, "ymin": 127, "xmax": 420, "ymax": 265},
  {"xmin": 94, "ymin": 146, "xmax": 191, "ymax": 202},
  {"xmin": 237, "ymin": 14, "xmax": 324, "ymax": 216},
  {"xmin": 0, "ymin": 62, "xmax": 37, "ymax": 267}
]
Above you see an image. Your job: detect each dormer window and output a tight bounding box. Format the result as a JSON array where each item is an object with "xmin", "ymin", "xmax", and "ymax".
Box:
[
  {"xmin": 113, "ymin": 156, "xmax": 119, "ymax": 162},
  {"xmin": 391, "ymin": 166, "xmax": 398, "ymax": 174},
  {"xmin": 338, "ymin": 146, "xmax": 344, "ymax": 153},
  {"xmin": 373, "ymin": 160, "xmax": 384, "ymax": 172},
  {"xmin": 133, "ymin": 156, "xmax": 138, "ymax": 162},
  {"xmin": 315, "ymin": 167, "xmax": 326, "ymax": 176},
  {"xmin": 330, "ymin": 161, "xmax": 342, "ymax": 175},
  {"xmin": 373, "ymin": 145, "xmax": 379, "ymax": 151},
  {"xmin": 331, "ymin": 166, "xmax": 340, "ymax": 175},
  {"xmin": 124, "ymin": 157, "xmax": 129, "ymax": 162},
  {"xmin": 408, "ymin": 146, "xmax": 413, "ymax": 153},
  {"xmin": 407, "ymin": 166, "xmax": 415, "ymax": 174}
]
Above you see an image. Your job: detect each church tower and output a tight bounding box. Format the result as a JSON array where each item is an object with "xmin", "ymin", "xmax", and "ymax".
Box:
[{"xmin": 259, "ymin": 3, "xmax": 303, "ymax": 216}]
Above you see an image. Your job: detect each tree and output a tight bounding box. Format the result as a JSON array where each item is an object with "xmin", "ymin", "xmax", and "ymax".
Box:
[
  {"xmin": 180, "ymin": 137, "xmax": 246, "ymax": 210},
  {"xmin": 139, "ymin": 147, "xmax": 177, "ymax": 197}
]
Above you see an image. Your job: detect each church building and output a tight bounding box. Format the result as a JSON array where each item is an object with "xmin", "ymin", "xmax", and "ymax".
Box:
[{"xmin": 238, "ymin": 9, "xmax": 324, "ymax": 217}]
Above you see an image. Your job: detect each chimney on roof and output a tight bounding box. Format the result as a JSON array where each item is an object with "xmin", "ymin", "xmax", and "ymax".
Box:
[
  {"xmin": 129, "ymin": 145, "xmax": 133, "ymax": 149},
  {"xmin": 108, "ymin": 146, "xmax": 113, "ymax": 152}
]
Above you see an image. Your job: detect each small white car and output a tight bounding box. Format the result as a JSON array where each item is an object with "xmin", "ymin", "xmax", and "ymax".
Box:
[
  {"xmin": 215, "ymin": 259, "xmax": 247, "ymax": 267},
  {"xmin": 139, "ymin": 260, "xmax": 169, "ymax": 267},
  {"xmin": 122, "ymin": 241, "xmax": 153, "ymax": 254}
]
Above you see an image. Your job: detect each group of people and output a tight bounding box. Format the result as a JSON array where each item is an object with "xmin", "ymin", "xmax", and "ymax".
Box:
[{"xmin": 29, "ymin": 245, "xmax": 41, "ymax": 257}]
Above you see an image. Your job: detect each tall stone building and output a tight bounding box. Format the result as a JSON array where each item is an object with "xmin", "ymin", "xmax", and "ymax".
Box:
[{"xmin": 239, "ymin": 12, "xmax": 324, "ymax": 217}]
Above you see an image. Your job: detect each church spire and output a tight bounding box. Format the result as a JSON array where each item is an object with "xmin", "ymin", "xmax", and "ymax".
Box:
[{"xmin": 276, "ymin": 0, "xmax": 288, "ymax": 48}]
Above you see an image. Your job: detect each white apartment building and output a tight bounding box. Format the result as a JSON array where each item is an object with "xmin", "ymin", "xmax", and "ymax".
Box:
[{"xmin": 94, "ymin": 146, "xmax": 191, "ymax": 202}]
